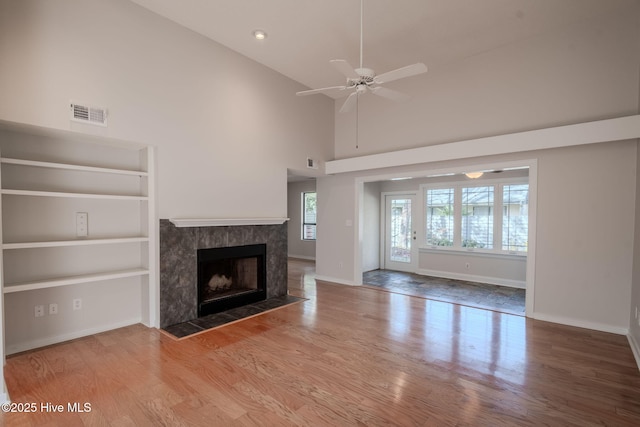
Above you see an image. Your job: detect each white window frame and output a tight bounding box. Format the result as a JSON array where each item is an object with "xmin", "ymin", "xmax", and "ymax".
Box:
[
  {"xmin": 421, "ymin": 177, "xmax": 528, "ymax": 256},
  {"xmin": 302, "ymin": 191, "xmax": 317, "ymax": 241}
]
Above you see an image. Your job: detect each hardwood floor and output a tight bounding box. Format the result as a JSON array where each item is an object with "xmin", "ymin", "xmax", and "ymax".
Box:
[{"xmin": 2, "ymin": 258, "xmax": 640, "ymax": 426}]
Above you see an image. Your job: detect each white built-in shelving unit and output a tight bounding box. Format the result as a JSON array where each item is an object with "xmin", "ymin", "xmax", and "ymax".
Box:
[{"xmin": 0, "ymin": 120, "xmax": 158, "ymax": 357}]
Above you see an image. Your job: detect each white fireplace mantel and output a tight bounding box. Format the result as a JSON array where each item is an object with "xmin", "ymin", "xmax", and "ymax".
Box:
[{"xmin": 169, "ymin": 218, "xmax": 289, "ymax": 228}]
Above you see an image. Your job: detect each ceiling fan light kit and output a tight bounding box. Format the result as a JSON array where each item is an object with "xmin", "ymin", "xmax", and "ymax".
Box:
[
  {"xmin": 465, "ymin": 172, "xmax": 484, "ymax": 179},
  {"xmin": 295, "ymin": 0, "xmax": 428, "ymax": 113}
]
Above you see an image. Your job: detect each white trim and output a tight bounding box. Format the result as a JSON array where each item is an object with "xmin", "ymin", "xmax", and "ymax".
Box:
[
  {"xmin": 327, "ymin": 115, "xmax": 640, "ymax": 174},
  {"xmin": 1, "ymin": 381, "xmax": 8, "ymax": 404},
  {"xmin": 628, "ymin": 334, "xmax": 640, "ymax": 372},
  {"xmin": 417, "ymin": 268, "xmax": 526, "ymax": 289},
  {"xmin": 5, "ymin": 318, "xmax": 142, "ymax": 356},
  {"xmin": 421, "ymin": 178, "xmax": 529, "ymax": 255},
  {"xmin": 532, "ymin": 312, "xmax": 628, "ymax": 335},
  {"xmin": 288, "ymin": 254, "xmax": 316, "ymax": 261},
  {"xmin": 314, "ymin": 274, "xmax": 360, "ymax": 287},
  {"xmin": 526, "ymin": 160, "xmax": 538, "ymax": 317},
  {"xmin": 381, "ymin": 191, "xmax": 418, "ymax": 273},
  {"xmin": 169, "ymin": 218, "xmax": 289, "ymax": 227}
]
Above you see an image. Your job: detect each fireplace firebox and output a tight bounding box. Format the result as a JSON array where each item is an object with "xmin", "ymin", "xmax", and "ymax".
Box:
[{"xmin": 197, "ymin": 243, "xmax": 267, "ymax": 317}]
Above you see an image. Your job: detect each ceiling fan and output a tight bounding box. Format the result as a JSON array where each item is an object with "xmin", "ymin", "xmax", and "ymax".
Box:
[{"xmin": 296, "ymin": 0, "xmax": 428, "ymax": 113}]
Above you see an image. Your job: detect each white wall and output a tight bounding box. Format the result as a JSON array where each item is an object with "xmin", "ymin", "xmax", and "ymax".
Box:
[
  {"xmin": 362, "ymin": 182, "xmax": 381, "ymax": 272},
  {"xmin": 627, "ymin": 24, "xmax": 640, "ymax": 367},
  {"xmin": 318, "ymin": 140, "xmax": 637, "ymax": 332},
  {"xmin": 0, "ymin": 0, "xmax": 334, "ymax": 219},
  {"xmin": 631, "ymin": 139, "xmax": 640, "ymax": 362},
  {"xmin": 0, "ymin": 0, "xmax": 334, "ymax": 368},
  {"xmin": 335, "ymin": 4, "xmax": 639, "ymax": 158},
  {"xmin": 287, "ymin": 180, "xmax": 316, "ymax": 260},
  {"xmin": 316, "ymin": 174, "xmax": 357, "ymax": 285},
  {"xmin": 419, "ymin": 251, "xmax": 526, "ymax": 288},
  {"xmin": 318, "ymin": 2, "xmax": 640, "ymax": 333},
  {"xmin": 532, "ymin": 142, "xmax": 635, "ymax": 331}
]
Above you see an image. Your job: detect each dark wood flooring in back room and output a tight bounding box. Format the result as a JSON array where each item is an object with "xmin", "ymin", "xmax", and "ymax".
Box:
[
  {"xmin": 2, "ymin": 258, "xmax": 640, "ymax": 426},
  {"xmin": 362, "ymin": 269, "xmax": 526, "ymax": 315}
]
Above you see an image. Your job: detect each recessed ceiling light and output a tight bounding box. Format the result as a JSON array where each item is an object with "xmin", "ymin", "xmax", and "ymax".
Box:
[{"xmin": 252, "ymin": 30, "xmax": 267, "ymax": 40}]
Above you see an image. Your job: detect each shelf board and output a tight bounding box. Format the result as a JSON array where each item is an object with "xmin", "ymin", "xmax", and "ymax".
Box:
[
  {"xmin": 3, "ymin": 268, "xmax": 150, "ymax": 294},
  {"xmin": 1, "ymin": 189, "xmax": 148, "ymax": 200},
  {"xmin": 3, "ymin": 237, "xmax": 149, "ymax": 250},
  {"xmin": 1, "ymin": 157, "xmax": 148, "ymax": 176}
]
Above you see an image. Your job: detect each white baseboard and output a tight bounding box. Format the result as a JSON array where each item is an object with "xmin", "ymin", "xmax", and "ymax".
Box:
[
  {"xmin": 417, "ymin": 268, "xmax": 526, "ymax": 289},
  {"xmin": 628, "ymin": 333, "xmax": 640, "ymax": 372},
  {"xmin": 5, "ymin": 317, "xmax": 141, "ymax": 356},
  {"xmin": 288, "ymin": 254, "xmax": 316, "ymax": 261},
  {"xmin": 313, "ymin": 274, "xmax": 360, "ymax": 287},
  {"xmin": 532, "ymin": 312, "xmax": 628, "ymax": 335},
  {"xmin": 0, "ymin": 380, "xmax": 8, "ymax": 404}
]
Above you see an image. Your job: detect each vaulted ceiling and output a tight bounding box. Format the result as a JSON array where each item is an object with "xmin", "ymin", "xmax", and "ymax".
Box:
[{"xmin": 129, "ymin": 0, "xmax": 635, "ymax": 99}]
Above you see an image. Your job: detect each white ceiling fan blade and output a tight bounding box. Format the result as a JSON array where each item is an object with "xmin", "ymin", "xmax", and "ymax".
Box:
[
  {"xmin": 374, "ymin": 63, "xmax": 428, "ymax": 84},
  {"xmin": 370, "ymin": 86, "xmax": 410, "ymax": 102},
  {"xmin": 330, "ymin": 60, "xmax": 360, "ymax": 80},
  {"xmin": 339, "ymin": 91, "xmax": 359, "ymax": 113},
  {"xmin": 296, "ymin": 85, "xmax": 348, "ymax": 96}
]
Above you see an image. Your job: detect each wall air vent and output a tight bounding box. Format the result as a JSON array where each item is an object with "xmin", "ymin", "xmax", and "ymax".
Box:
[
  {"xmin": 307, "ymin": 158, "xmax": 318, "ymax": 169},
  {"xmin": 70, "ymin": 102, "xmax": 108, "ymax": 126}
]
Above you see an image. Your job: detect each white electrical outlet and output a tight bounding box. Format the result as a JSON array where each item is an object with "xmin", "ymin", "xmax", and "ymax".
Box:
[
  {"xmin": 35, "ymin": 305, "xmax": 45, "ymax": 317},
  {"xmin": 49, "ymin": 303, "xmax": 58, "ymax": 315},
  {"xmin": 76, "ymin": 212, "xmax": 88, "ymax": 237},
  {"xmin": 465, "ymin": 262, "xmax": 471, "ymax": 269},
  {"xmin": 73, "ymin": 298, "xmax": 82, "ymax": 311}
]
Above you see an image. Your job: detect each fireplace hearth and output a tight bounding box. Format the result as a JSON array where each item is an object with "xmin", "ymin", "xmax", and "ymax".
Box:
[{"xmin": 197, "ymin": 244, "xmax": 267, "ymax": 316}]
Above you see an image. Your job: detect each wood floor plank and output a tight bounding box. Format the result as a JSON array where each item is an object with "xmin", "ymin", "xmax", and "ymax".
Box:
[{"xmin": 2, "ymin": 258, "xmax": 640, "ymax": 426}]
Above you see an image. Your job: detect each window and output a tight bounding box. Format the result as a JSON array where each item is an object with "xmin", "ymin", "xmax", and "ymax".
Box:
[
  {"xmin": 502, "ymin": 184, "xmax": 529, "ymax": 252},
  {"xmin": 424, "ymin": 181, "xmax": 528, "ymax": 254},
  {"xmin": 461, "ymin": 186, "xmax": 494, "ymax": 249},
  {"xmin": 425, "ymin": 188, "xmax": 454, "ymax": 246},
  {"xmin": 302, "ymin": 192, "xmax": 317, "ymax": 240}
]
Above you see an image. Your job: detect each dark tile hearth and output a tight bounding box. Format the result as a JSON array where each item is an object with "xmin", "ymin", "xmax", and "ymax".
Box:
[
  {"xmin": 163, "ymin": 295, "xmax": 305, "ymax": 339},
  {"xmin": 362, "ymin": 269, "xmax": 526, "ymax": 315}
]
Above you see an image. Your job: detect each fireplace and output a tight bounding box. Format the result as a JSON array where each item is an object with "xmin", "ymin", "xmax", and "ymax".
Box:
[
  {"xmin": 159, "ymin": 219, "xmax": 287, "ymax": 328},
  {"xmin": 197, "ymin": 244, "xmax": 267, "ymax": 316}
]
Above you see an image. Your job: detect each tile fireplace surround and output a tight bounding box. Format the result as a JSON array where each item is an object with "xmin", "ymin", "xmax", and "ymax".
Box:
[{"xmin": 159, "ymin": 219, "xmax": 288, "ymax": 328}]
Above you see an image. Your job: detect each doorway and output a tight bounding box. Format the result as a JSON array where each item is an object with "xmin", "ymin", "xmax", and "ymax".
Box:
[
  {"xmin": 357, "ymin": 160, "xmax": 537, "ymax": 317},
  {"xmin": 383, "ymin": 193, "xmax": 417, "ymax": 272}
]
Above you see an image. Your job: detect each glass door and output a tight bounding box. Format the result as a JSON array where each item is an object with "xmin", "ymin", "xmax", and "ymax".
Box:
[{"xmin": 384, "ymin": 194, "xmax": 417, "ymax": 272}]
